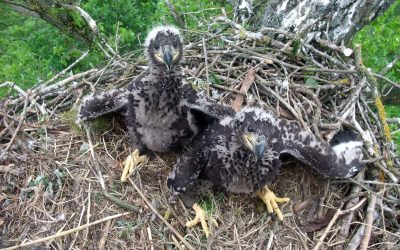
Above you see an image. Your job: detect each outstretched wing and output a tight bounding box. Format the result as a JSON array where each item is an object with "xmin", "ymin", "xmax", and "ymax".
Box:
[
  {"xmin": 271, "ymin": 119, "xmax": 363, "ymax": 178},
  {"xmin": 180, "ymin": 84, "xmax": 235, "ymax": 130},
  {"xmin": 188, "ymin": 103, "xmax": 235, "ymax": 132},
  {"xmin": 77, "ymin": 71, "xmax": 148, "ymax": 123},
  {"xmin": 77, "ymin": 88, "xmax": 130, "ymax": 123}
]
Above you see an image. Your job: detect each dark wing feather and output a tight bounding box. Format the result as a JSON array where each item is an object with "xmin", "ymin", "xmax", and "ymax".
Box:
[
  {"xmin": 330, "ymin": 129, "xmax": 360, "ymax": 145},
  {"xmin": 77, "ymin": 88, "xmax": 129, "ymax": 123},
  {"xmin": 167, "ymin": 115, "xmax": 239, "ymax": 205},
  {"xmin": 167, "ymin": 138, "xmax": 211, "ymax": 206},
  {"xmin": 188, "ymin": 103, "xmax": 234, "ymax": 132},
  {"xmin": 77, "ymin": 71, "xmax": 147, "ymax": 123},
  {"xmin": 181, "ymin": 85, "xmax": 235, "ymax": 131},
  {"xmin": 181, "ymin": 84, "xmax": 235, "ymax": 119},
  {"xmin": 272, "ymin": 119, "xmax": 363, "ymax": 178}
]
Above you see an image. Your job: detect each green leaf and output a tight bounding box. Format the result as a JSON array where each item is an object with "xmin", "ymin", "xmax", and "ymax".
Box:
[
  {"xmin": 209, "ymin": 73, "xmax": 222, "ymax": 85},
  {"xmin": 305, "ymin": 78, "xmax": 319, "ymax": 87}
]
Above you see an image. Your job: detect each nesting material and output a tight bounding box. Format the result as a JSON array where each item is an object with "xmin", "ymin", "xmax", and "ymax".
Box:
[{"xmin": 0, "ymin": 20, "xmax": 399, "ymax": 249}]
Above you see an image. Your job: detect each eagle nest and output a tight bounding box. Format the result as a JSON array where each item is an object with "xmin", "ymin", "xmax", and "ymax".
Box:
[{"xmin": 1, "ymin": 21, "xmax": 399, "ymax": 249}]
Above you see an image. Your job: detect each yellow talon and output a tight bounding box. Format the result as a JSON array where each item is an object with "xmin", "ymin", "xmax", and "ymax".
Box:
[
  {"xmin": 186, "ymin": 203, "xmax": 218, "ymax": 238},
  {"xmin": 120, "ymin": 149, "xmax": 147, "ymax": 182},
  {"xmin": 257, "ymin": 186, "xmax": 290, "ymax": 221}
]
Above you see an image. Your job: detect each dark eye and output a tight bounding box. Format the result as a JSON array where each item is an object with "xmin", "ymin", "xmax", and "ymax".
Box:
[
  {"xmin": 154, "ymin": 44, "xmax": 159, "ymax": 50},
  {"xmin": 247, "ymin": 126, "xmax": 255, "ymax": 133},
  {"xmin": 233, "ymin": 120, "xmax": 242, "ymax": 129},
  {"xmin": 173, "ymin": 41, "xmax": 178, "ymax": 48}
]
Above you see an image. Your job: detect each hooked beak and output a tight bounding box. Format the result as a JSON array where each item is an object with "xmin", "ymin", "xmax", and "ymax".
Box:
[
  {"xmin": 243, "ymin": 133, "xmax": 267, "ymax": 160},
  {"xmin": 162, "ymin": 47, "xmax": 173, "ymax": 70},
  {"xmin": 154, "ymin": 45, "xmax": 179, "ymax": 70}
]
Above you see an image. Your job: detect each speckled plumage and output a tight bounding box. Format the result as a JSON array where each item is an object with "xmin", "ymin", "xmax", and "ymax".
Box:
[
  {"xmin": 77, "ymin": 25, "xmax": 233, "ymax": 152},
  {"xmin": 167, "ymin": 107, "xmax": 364, "ymax": 206},
  {"xmin": 124, "ymin": 66, "xmax": 196, "ymax": 152}
]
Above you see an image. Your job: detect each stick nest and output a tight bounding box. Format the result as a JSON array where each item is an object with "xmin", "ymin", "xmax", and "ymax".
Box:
[{"xmin": 1, "ymin": 22, "xmax": 399, "ymax": 249}]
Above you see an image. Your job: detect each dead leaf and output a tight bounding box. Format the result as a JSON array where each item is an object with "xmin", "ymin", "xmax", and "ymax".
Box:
[
  {"xmin": 293, "ymin": 199, "xmax": 313, "ymax": 213},
  {"xmin": 0, "ymin": 164, "xmax": 13, "ymax": 173},
  {"xmin": 300, "ymin": 209, "xmax": 336, "ymax": 233},
  {"xmin": 264, "ymin": 58, "xmax": 273, "ymax": 64},
  {"xmin": 231, "ymin": 67, "xmax": 255, "ymax": 112}
]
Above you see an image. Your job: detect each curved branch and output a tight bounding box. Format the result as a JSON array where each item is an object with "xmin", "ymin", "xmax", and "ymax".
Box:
[{"xmin": 0, "ymin": 0, "xmax": 95, "ymax": 44}]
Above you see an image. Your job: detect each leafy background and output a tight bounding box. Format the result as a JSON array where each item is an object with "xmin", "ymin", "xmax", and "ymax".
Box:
[
  {"xmin": 0, "ymin": 0, "xmax": 227, "ymax": 93},
  {"xmin": 352, "ymin": 0, "xmax": 400, "ymax": 151},
  {"xmin": 0, "ymin": 0, "xmax": 399, "ymax": 148},
  {"xmin": 353, "ymin": 0, "xmax": 400, "ymax": 83}
]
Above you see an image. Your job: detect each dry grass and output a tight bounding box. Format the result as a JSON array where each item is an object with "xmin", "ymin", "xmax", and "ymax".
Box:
[
  {"xmin": 1, "ymin": 17, "xmax": 399, "ymax": 249},
  {"xmin": 0, "ymin": 129, "xmax": 370, "ymax": 249}
]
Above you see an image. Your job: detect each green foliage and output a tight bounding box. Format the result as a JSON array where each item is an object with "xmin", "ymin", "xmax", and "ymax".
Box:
[
  {"xmin": 156, "ymin": 0, "xmax": 229, "ymax": 29},
  {"xmin": 60, "ymin": 107, "xmax": 113, "ymax": 135},
  {"xmin": 0, "ymin": 6, "xmax": 103, "ymax": 97},
  {"xmin": 71, "ymin": 10, "xmax": 86, "ymax": 29},
  {"xmin": 353, "ymin": 1, "xmax": 400, "ymax": 154},
  {"xmin": 353, "ymin": 0, "xmax": 400, "ymax": 82},
  {"xmin": 81, "ymin": 0, "xmax": 228, "ymax": 52},
  {"xmin": 305, "ymin": 78, "xmax": 319, "ymax": 87},
  {"xmin": 0, "ymin": 0, "xmax": 226, "ymax": 98},
  {"xmin": 198, "ymin": 193, "xmax": 224, "ymax": 220},
  {"xmin": 27, "ymin": 169, "xmax": 65, "ymax": 198},
  {"xmin": 60, "ymin": 108, "xmax": 84, "ymax": 135},
  {"xmin": 200, "ymin": 196, "xmax": 216, "ymax": 215},
  {"xmin": 116, "ymin": 220, "xmax": 137, "ymax": 239},
  {"xmin": 210, "ymin": 73, "xmax": 222, "ymax": 85},
  {"xmin": 81, "ymin": 0, "xmax": 159, "ymax": 49},
  {"xmin": 385, "ymin": 105, "xmax": 400, "ymax": 118},
  {"xmin": 291, "ymin": 39, "xmax": 301, "ymax": 57}
]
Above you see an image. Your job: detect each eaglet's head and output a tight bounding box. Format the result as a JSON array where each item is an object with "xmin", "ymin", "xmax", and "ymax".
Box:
[
  {"xmin": 231, "ymin": 107, "xmax": 278, "ymax": 161},
  {"xmin": 145, "ymin": 25, "xmax": 183, "ymax": 70}
]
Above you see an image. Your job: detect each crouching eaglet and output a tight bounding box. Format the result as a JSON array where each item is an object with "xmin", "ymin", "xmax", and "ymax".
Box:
[
  {"xmin": 167, "ymin": 106, "xmax": 364, "ymax": 237},
  {"xmin": 76, "ymin": 25, "xmax": 234, "ymax": 173}
]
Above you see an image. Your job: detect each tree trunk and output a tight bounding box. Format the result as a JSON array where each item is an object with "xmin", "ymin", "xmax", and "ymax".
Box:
[{"xmin": 234, "ymin": 0, "xmax": 395, "ymax": 45}]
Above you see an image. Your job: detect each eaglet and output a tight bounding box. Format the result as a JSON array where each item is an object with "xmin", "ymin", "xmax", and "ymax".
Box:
[{"xmin": 167, "ymin": 106, "xmax": 364, "ymax": 237}]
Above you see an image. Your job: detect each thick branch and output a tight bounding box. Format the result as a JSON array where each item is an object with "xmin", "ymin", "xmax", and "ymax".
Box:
[{"xmin": 1, "ymin": 0, "xmax": 97, "ymax": 44}]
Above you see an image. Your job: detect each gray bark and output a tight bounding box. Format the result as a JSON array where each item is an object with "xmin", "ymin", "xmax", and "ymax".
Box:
[{"xmin": 232, "ymin": 0, "xmax": 395, "ymax": 45}]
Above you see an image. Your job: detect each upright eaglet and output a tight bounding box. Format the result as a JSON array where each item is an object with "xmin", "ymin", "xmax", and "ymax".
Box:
[
  {"xmin": 167, "ymin": 106, "xmax": 364, "ymax": 237},
  {"xmin": 77, "ymin": 25, "xmax": 232, "ymax": 169},
  {"xmin": 77, "ymin": 25, "xmax": 185, "ymax": 125}
]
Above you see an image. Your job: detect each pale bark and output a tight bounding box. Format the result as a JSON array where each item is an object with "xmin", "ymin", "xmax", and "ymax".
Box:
[{"xmin": 232, "ymin": 0, "xmax": 395, "ymax": 45}]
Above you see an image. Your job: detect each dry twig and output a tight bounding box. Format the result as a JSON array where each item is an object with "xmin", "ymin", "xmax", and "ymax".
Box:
[
  {"xmin": 313, "ymin": 198, "xmax": 366, "ymax": 250},
  {"xmin": 2, "ymin": 212, "xmax": 131, "ymax": 250},
  {"xmin": 1, "ymin": 16, "xmax": 399, "ymax": 249},
  {"xmin": 0, "ymin": 91, "xmax": 30, "ymax": 160},
  {"xmin": 129, "ymin": 179, "xmax": 195, "ymax": 250},
  {"xmin": 359, "ymin": 193, "xmax": 378, "ymax": 250}
]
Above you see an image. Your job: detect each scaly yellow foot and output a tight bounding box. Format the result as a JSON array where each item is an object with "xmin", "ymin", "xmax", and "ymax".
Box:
[
  {"xmin": 186, "ymin": 203, "xmax": 218, "ymax": 238},
  {"xmin": 256, "ymin": 186, "xmax": 290, "ymax": 220},
  {"xmin": 120, "ymin": 149, "xmax": 147, "ymax": 182}
]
